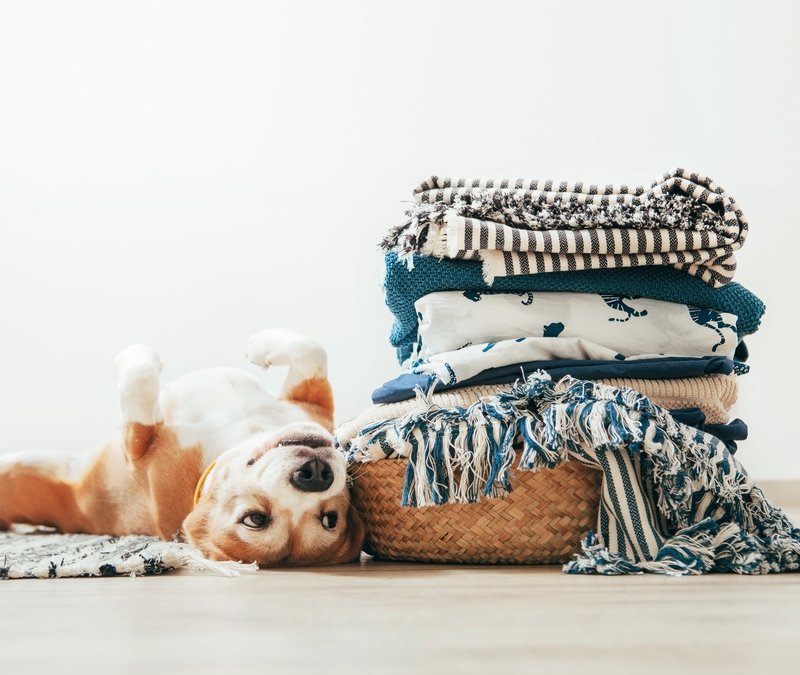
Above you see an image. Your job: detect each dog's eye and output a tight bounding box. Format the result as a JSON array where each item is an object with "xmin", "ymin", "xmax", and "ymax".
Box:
[
  {"xmin": 320, "ymin": 512, "xmax": 338, "ymax": 529},
  {"xmin": 241, "ymin": 512, "xmax": 270, "ymax": 529}
]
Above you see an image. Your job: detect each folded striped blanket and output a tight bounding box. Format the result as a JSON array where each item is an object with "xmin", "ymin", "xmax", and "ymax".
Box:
[
  {"xmin": 341, "ymin": 374, "xmax": 798, "ymax": 575},
  {"xmin": 382, "ymin": 169, "xmax": 747, "ymax": 287},
  {"xmin": 384, "ymin": 253, "xmax": 766, "ymax": 364},
  {"xmin": 414, "ymin": 290, "xmax": 738, "ymax": 361}
]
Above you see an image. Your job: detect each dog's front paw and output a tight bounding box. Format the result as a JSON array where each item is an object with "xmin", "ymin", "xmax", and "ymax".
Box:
[{"xmin": 245, "ymin": 329, "xmax": 324, "ymax": 370}]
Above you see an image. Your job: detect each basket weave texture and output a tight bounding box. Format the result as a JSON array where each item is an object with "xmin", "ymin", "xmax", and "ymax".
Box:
[{"xmin": 349, "ymin": 460, "xmax": 602, "ymax": 564}]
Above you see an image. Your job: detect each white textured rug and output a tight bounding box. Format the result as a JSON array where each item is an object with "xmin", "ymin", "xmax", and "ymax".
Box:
[{"xmin": 0, "ymin": 528, "xmax": 257, "ymax": 579}]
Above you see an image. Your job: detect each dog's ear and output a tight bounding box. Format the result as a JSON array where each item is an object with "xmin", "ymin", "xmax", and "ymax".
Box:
[
  {"xmin": 335, "ymin": 503, "xmax": 365, "ymax": 563},
  {"xmin": 181, "ymin": 506, "xmax": 214, "ymax": 557}
]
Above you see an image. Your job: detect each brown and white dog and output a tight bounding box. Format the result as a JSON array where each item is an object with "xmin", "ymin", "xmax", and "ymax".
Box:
[{"xmin": 0, "ymin": 329, "xmax": 364, "ymax": 566}]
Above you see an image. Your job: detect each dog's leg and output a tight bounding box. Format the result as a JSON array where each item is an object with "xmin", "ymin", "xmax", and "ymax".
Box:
[
  {"xmin": 244, "ymin": 329, "xmax": 334, "ymax": 429},
  {"xmin": 0, "ymin": 451, "xmax": 90, "ymax": 532},
  {"xmin": 113, "ymin": 345, "xmax": 164, "ymax": 460},
  {"xmin": 0, "ymin": 347, "xmax": 166, "ymax": 534}
]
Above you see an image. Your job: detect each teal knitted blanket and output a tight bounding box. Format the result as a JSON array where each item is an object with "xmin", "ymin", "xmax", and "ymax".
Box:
[{"xmin": 385, "ymin": 253, "xmax": 766, "ymax": 364}]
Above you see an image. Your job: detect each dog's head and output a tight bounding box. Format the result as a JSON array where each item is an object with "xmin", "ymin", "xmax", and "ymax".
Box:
[{"xmin": 182, "ymin": 422, "xmax": 364, "ymax": 566}]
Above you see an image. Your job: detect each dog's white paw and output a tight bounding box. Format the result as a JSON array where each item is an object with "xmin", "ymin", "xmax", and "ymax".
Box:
[
  {"xmin": 245, "ymin": 329, "xmax": 327, "ymax": 387},
  {"xmin": 114, "ymin": 345, "xmax": 163, "ymax": 425},
  {"xmin": 245, "ymin": 329, "xmax": 323, "ymax": 368}
]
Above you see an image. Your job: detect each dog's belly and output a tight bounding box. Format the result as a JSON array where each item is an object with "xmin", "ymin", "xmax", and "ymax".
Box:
[{"xmin": 160, "ymin": 367, "xmax": 311, "ymax": 464}]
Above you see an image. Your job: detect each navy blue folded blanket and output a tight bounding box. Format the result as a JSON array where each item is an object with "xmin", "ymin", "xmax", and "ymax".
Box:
[
  {"xmin": 385, "ymin": 253, "xmax": 766, "ymax": 364},
  {"xmin": 668, "ymin": 408, "xmax": 748, "ymax": 455}
]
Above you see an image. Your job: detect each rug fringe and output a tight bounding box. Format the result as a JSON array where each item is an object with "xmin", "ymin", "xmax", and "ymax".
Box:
[{"xmin": 176, "ymin": 547, "xmax": 259, "ymax": 576}]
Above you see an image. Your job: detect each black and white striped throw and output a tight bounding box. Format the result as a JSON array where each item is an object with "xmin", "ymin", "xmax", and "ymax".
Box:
[{"xmin": 382, "ymin": 169, "xmax": 747, "ymax": 287}]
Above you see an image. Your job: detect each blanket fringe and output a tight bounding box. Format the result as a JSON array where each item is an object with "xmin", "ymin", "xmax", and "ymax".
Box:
[{"xmin": 563, "ymin": 520, "xmax": 764, "ymax": 575}]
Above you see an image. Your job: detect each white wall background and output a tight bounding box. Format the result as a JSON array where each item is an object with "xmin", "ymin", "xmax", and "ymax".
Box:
[{"xmin": 0, "ymin": 0, "xmax": 797, "ymax": 479}]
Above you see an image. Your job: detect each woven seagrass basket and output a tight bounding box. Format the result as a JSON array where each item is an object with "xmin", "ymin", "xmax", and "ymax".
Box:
[{"xmin": 348, "ymin": 460, "xmax": 602, "ymax": 564}]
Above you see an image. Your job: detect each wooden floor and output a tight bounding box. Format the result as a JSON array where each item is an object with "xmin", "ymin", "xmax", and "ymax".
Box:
[{"xmin": 2, "ymin": 508, "xmax": 799, "ymax": 675}]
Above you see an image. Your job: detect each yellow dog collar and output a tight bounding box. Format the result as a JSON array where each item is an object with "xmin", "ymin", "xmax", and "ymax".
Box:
[{"xmin": 193, "ymin": 461, "xmax": 217, "ymax": 506}]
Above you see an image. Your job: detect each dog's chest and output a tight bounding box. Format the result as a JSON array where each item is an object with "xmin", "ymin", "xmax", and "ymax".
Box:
[{"xmin": 160, "ymin": 367, "xmax": 311, "ymax": 464}]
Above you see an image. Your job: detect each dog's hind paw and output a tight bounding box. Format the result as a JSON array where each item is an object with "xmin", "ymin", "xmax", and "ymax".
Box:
[
  {"xmin": 245, "ymin": 329, "xmax": 327, "ymax": 389},
  {"xmin": 245, "ymin": 329, "xmax": 324, "ymax": 369}
]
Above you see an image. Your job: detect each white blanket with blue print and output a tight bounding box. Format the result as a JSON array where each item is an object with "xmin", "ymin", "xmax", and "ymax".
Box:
[{"xmin": 411, "ymin": 291, "xmax": 738, "ymax": 384}]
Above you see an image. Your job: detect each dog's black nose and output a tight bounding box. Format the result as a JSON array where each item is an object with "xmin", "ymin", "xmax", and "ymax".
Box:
[{"xmin": 290, "ymin": 458, "xmax": 334, "ymax": 492}]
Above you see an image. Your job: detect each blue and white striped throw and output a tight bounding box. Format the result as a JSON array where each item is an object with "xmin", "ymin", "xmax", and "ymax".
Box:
[{"xmin": 342, "ymin": 373, "xmax": 799, "ymax": 575}]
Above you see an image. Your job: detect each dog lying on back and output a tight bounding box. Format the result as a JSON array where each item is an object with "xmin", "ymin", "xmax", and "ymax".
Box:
[{"xmin": 0, "ymin": 330, "xmax": 364, "ymax": 566}]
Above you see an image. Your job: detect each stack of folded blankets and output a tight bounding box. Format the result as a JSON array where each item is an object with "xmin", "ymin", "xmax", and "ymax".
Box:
[{"xmin": 336, "ymin": 169, "xmax": 800, "ymax": 575}]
